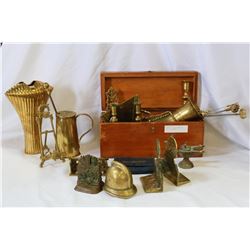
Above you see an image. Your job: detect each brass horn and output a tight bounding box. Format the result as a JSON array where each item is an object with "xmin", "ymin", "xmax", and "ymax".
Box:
[
  {"xmin": 148, "ymin": 99, "xmax": 203, "ymax": 122},
  {"xmin": 147, "ymin": 99, "xmax": 247, "ymax": 122}
]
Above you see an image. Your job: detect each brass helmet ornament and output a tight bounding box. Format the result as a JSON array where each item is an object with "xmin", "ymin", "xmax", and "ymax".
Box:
[{"xmin": 104, "ymin": 161, "xmax": 137, "ymax": 199}]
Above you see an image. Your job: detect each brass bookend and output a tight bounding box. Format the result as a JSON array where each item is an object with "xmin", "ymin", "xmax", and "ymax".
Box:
[
  {"xmin": 161, "ymin": 136, "xmax": 190, "ymax": 186},
  {"xmin": 147, "ymin": 98, "xmax": 247, "ymax": 122},
  {"xmin": 140, "ymin": 140, "xmax": 163, "ymax": 193},
  {"xmin": 74, "ymin": 155, "xmax": 104, "ymax": 194}
]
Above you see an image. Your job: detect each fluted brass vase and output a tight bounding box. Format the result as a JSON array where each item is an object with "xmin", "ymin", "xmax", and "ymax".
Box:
[{"xmin": 5, "ymin": 81, "xmax": 53, "ymax": 154}]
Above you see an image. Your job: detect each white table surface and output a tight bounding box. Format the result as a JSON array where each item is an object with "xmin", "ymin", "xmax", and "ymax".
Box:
[{"xmin": 2, "ymin": 124, "xmax": 249, "ymax": 207}]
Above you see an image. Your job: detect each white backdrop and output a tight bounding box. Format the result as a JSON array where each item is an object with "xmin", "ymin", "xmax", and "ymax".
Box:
[
  {"xmin": 2, "ymin": 43, "xmax": 249, "ymax": 207},
  {"xmin": 2, "ymin": 43, "xmax": 249, "ymax": 148}
]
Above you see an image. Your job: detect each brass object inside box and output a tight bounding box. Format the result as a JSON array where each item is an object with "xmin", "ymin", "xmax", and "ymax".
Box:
[
  {"xmin": 104, "ymin": 87, "xmax": 141, "ymax": 122},
  {"xmin": 106, "ymin": 86, "xmax": 119, "ymax": 110},
  {"xmin": 104, "ymin": 161, "xmax": 137, "ymax": 199},
  {"xmin": 110, "ymin": 104, "xmax": 118, "ymax": 122},
  {"xmin": 147, "ymin": 98, "xmax": 203, "ymax": 122},
  {"xmin": 74, "ymin": 155, "xmax": 104, "ymax": 194},
  {"xmin": 178, "ymin": 144, "xmax": 205, "ymax": 169},
  {"xmin": 116, "ymin": 95, "xmax": 140, "ymax": 122},
  {"xmin": 5, "ymin": 81, "xmax": 53, "ymax": 154},
  {"xmin": 37, "ymin": 91, "xmax": 94, "ymax": 167},
  {"xmin": 135, "ymin": 103, "xmax": 142, "ymax": 122},
  {"xmin": 161, "ymin": 136, "xmax": 190, "ymax": 186},
  {"xmin": 147, "ymin": 98, "xmax": 247, "ymax": 122},
  {"xmin": 182, "ymin": 80, "xmax": 191, "ymax": 104},
  {"xmin": 36, "ymin": 104, "xmax": 64, "ymax": 168},
  {"xmin": 140, "ymin": 139, "xmax": 163, "ymax": 193}
]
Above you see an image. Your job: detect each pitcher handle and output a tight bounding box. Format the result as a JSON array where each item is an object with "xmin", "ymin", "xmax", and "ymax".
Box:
[{"xmin": 76, "ymin": 113, "xmax": 94, "ymax": 141}]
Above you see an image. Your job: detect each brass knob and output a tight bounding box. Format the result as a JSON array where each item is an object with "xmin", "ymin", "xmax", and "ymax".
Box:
[{"xmin": 239, "ymin": 108, "xmax": 247, "ymax": 119}]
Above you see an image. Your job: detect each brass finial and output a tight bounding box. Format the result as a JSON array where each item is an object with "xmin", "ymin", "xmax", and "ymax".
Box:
[{"xmin": 135, "ymin": 103, "xmax": 142, "ymax": 122}]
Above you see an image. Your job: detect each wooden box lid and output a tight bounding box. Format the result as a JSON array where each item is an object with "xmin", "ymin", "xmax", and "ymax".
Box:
[{"xmin": 101, "ymin": 71, "xmax": 199, "ymax": 111}]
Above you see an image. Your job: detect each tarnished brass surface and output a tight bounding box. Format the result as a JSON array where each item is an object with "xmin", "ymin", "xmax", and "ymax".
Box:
[
  {"xmin": 74, "ymin": 155, "xmax": 104, "ymax": 194},
  {"xmin": 182, "ymin": 80, "xmax": 191, "ymax": 104},
  {"xmin": 178, "ymin": 144, "xmax": 205, "ymax": 169},
  {"xmin": 147, "ymin": 99, "xmax": 247, "ymax": 122},
  {"xmin": 102, "ymin": 92, "xmax": 140, "ymax": 122},
  {"xmin": 109, "ymin": 104, "xmax": 118, "ymax": 122},
  {"xmin": 56, "ymin": 111, "xmax": 93, "ymax": 158},
  {"xmin": 148, "ymin": 99, "xmax": 203, "ymax": 122},
  {"xmin": 135, "ymin": 103, "xmax": 142, "ymax": 122},
  {"xmin": 161, "ymin": 136, "xmax": 190, "ymax": 186},
  {"xmin": 101, "ymin": 110, "xmax": 111, "ymax": 122},
  {"xmin": 104, "ymin": 161, "xmax": 137, "ymax": 199},
  {"xmin": 106, "ymin": 86, "xmax": 118, "ymax": 110},
  {"xmin": 5, "ymin": 81, "xmax": 53, "ymax": 154},
  {"xmin": 140, "ymin": 140, "xmax": 163, "ymax": 193},
  {"xmin": 116, "ymin": 96, "xmax": 139, "ymax": 122},
  {"xmin": 36, "ymin": 104, "xmax": 64, "ymax": 168}
]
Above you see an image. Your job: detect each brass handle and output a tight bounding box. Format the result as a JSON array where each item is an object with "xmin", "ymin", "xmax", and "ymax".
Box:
[{"xmin": 76, "ymin": 113, "xmax": 94, "ymax": 141}]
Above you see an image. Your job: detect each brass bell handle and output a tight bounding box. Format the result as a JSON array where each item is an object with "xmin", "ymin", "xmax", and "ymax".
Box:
[{"xmin": 76, "ymin": 113, "xmax": 94, "ymax": 141}]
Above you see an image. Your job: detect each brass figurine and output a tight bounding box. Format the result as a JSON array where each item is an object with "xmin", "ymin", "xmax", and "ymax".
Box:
[
  {"xmin": 161, "ymin": 136, "xmax": 190, "ymax": 186},
  {"xmin": 75, "ymin": 155, "xmax": 104, "ymax": 194},
  {"xmin": 103, "ymin": 88, "xmax": 140, "ymax": 122},
  {"xmin": 106, "ymin": 86, "xmax": 119, "ymax": 110},
  {"xmin": 178, "ymin": 144, "xmax": 205, "ymax": 169},
  {"xmin": 140, "ymin": 139, "xmax": 163, "ymax": 193},
  {"xmin": 104, "ymin": 161, "xmax": 137, "ymax": 199},
  {"xmin": 5, "ymin": 81, "xmax": 53, "ymax": 154}
]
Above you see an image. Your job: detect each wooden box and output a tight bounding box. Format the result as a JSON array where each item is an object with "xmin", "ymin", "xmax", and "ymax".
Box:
[{"xmin": 100, "ymin": 71, "xmax": 204, "ymax": 158}]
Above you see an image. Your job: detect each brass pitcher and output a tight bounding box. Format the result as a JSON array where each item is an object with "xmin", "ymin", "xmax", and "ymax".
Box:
[
  {"xmin": 5, "ymin": 81, "xmax": 53, "ymax": 154},
  {"xmin": 56, "ymin": 111, "xmax": 93, "ymax": 158}
]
